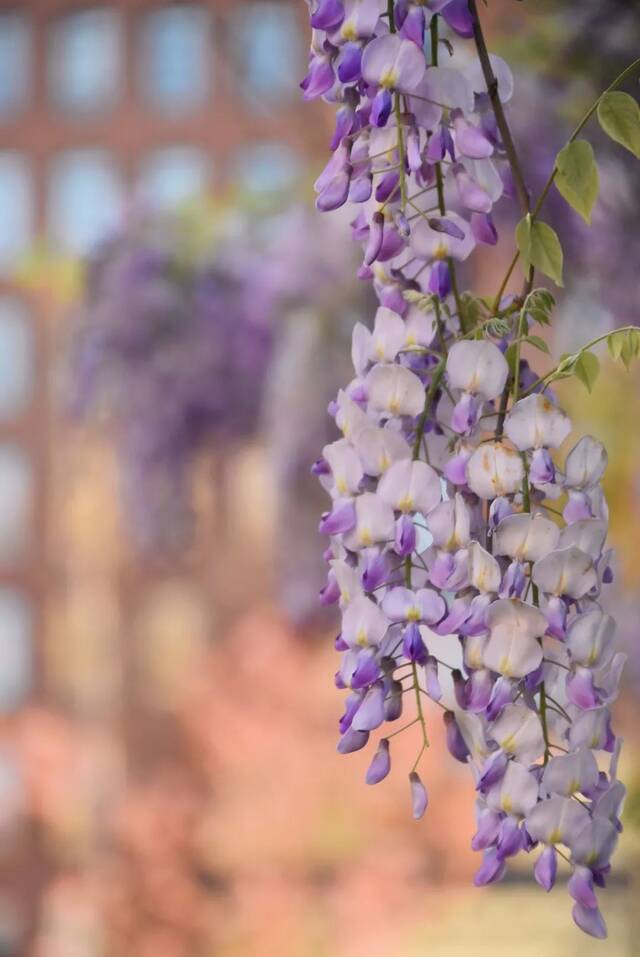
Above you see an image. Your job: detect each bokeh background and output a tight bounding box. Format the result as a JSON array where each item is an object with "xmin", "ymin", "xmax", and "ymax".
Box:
[{"xmin": 0, "ymin": 1, "xmax": 637, "ymax": 955}]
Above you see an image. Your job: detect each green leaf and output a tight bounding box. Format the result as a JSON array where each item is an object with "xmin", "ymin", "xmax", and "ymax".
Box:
[
  {"xmin": 620, "ymin": 328, "xmax": 640, "ymax": 370},
  {"xmin": 524, "ymin": 334, "xmax": 550, "ymax": 354},
  {"xmin": 516, "ymin": 216, "xmax": 564, "ymax": 287},
  {"xmin": 597, "ymin": 91, "xmax": 640, "ymax": 159},
  {"xmin": 554, "ymin": 140, "xmax": 600, "ymax": 224},
  {"xmin": 607, "ymin": 331, "xmax": 624, "ymax": 361},
  {"xmin": 574, "ymin": 351, "xmax": 600, "ymax": 392}
]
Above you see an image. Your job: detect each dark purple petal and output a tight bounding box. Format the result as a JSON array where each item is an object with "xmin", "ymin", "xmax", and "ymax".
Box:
[
  {"xmin": 471, "ymin": 212, "xmax": 498, "ymax": 246},
  {"xmin": 474, "ymin": 848, "xmax": 506, "ymax": 886},
  {"xmin": 428, "ymin": 260, "xmax": 451, "ymax": 299},
  {"xmin": 384, "ymin": 679, "xmax": 403, "ymax": 721},
  {"xmin": 302, "ymin": 57, "xmax": 335, "ymax": 101},
  {"xmin": 442, "ymin": 0, "xmax": 474, "ymax": 39},
  {"xmin": 316, "ymin": 167, "xmax": 352, "ymax": 212},
  {"xmin": 310, "ymin": 0, "xmax": 345, "ymax": 31},
  {"xmin": 403, "ymin": 622, "xmax": 428, "ymax": 664},
  {"xmin": 444, "ymin": 710, "xmax": 470, "ymax": 763},
  {"xmin": 371, "ymin": 88, "xmax": 392, "ymax": 127},
  {"xmin": 395, "ymin": 514, "xmax": 417, "ymax": 557},
  {"xmin": 351, "ymin": 649, "xmax": 382, "ymax": 689},
  {"xmin": 337, "ymin": 42, "xmax": 362, "ymax": 84},
  {"xmin": 366, "ymin": 738, "xmax": 391, "ymax": 784},
  {"xmin": 352, "ymin": 681, "xmax": 386, "ymax": 731},
  {"xmin": 319, "ymin": 499, "xmax": 356, "ymax": 535},
  {"xmin": 534, "ymin": 845, "xmax": 558, "ymax": 892},
  {"xmin": 428, "ymin": 216, "xmax": 466, "ymax": 241},
  {"xmin": 364, "ymin": 211, "xmax": 385, "ymax": 265},
  {"xmin": 337, "ymin": 727, "xmax": 370, "ymax": 754},
  {"xmin": 477, "ymin": 750, "xmax": 508, "ymax": 794}
]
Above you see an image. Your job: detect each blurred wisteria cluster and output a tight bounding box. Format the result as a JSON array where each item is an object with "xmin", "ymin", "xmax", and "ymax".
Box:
[
  {"xmin": 70, "ymin": 207, "xmax": 274, "ymax": 552},
  {"xmin": 303, "ymin": 0, "xmax": 640, "ymax": 939}
]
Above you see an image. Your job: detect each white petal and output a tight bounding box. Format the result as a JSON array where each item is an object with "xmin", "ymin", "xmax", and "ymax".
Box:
[
  {"xmin": 494, "ymin": 512, "xmax": 560, "ymax": 562},
  {"xmin": 483, "ymin": 599, "xmax": 546, "ymax": 678},
  {"xmin": 426, "ymin": 493, "xmax": 471, "ymax": 550},
  {"xmin": 446, "ymin": 340, "xmax": 508, "ymax": 400},
  {"xmin": 491, "ymin": 703, "xmax": 544, "ymax": 764},
  {"xmin": 487, "ymin": 761, "xmax": 539, "ymax": 817},
  {"xmin": 323, "ymin": 438, "xmax": 364, "ymax": 496},
  {"xmin": 365, "ymin": 364, "xmax": 425, "ymax": 417},
  {"xmin": 377, "ymin": 458, "xmax": 442, "ymax": 514},
  {"xmin": 352, "ymin": 424, "xmax": 411, "ymax": 477},
  {"xmin": 371, "ymin": 307, "xmax": 407, "ymax": 363},
  {"xmin": 559, "ymin": 518, "xmax": 607, "ymax": 559},
  {"xmin": 331, "ymin": 559, "xmax": 363, "ymax": 606},
  {"xmin": 465, "ymin": 53, "xmax": 514, "ymax": 103},
  {"xmin": 341, "ymin": 594, "xmax": 389, "ymax": 648},
  {"xmin": 565, "ymin": 436, "xmax": 608, "ymax": 489},
  {"xmin": 466, "ymin": 442, "xmax": 524, "ymax": 499},
  {"xmin": 542, "ymin": 749, "xmax": 600, "ymax": 798},
  {"xmin": 532, "ymin": 546, "xmax": 597, "ymax": 599},
  {"xmin": 345, "ymin": 492, "xmax": 395, "ymax": 549},
  {"xmin": 468, "ymin": 541, "xmax": 501, "ymax": 593},
  {"xmin": 352, "ymin": 323, "xmax": 372, "ymax": 376},
  {"xmin": 505, "ymin": 394, "xmax": 572, "ymax": 451},
  {"xmin": 336, "ymin": 390, "xmax": 368, "ymax": 439},
  {"xmin": 423, "ymin": 65, "xmax": 474, "ymax": 113},
  {"xmin": 525, "ymin": 795, "xmax": 589, "ymax": 845},
  {"xmin": 567, "ymin": 610, "xmax": 616, "ymax": 669}
]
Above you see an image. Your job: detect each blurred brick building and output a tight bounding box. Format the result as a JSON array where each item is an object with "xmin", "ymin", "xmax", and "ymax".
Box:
[{"xmin": 0, "ymin": 2, "xmax": 329, "ymax": 951}]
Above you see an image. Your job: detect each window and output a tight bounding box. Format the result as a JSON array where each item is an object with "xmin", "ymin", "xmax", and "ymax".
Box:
[
  {"xmin": 138, "ymin": 147, "xmax": 211, "ymax": 210},
  {"xmin": 234, "ymin": 143, "xmax": 300, "ymax": 197},
  {"xmin": 139, "ymin": 5, "xmax": 212, "ymax": 113},
  {"xmin": 0, "ymin": 153, "xmax": 33, "ymax": 273},
  {"xmin": 0, "ymin": 298, "xmax": 33, "ymax": 421},
  {"xmin": 49, "ymin": 7, "xmax": 122, "ymax": 115},
  {"xmin": 47, "ymin": 150, "xmax": 123, "ymax": 254},
  {"xmin": 0, "ymin": 12, "xmax": 31, "ymax": 119},
  {"xmin": 0, "ymin": 588, "xmax": 32, "ymax": 712},
  {"xmin": 0, "ymin": 446, "xmax": 32, "ymax": 565},
  {"xmin": 232, "ymin": 3, "xmax": 301, "ymax": 104}
]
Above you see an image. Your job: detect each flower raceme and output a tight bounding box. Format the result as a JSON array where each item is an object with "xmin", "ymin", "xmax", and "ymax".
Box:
[{"xmin": 304, "ymin": 0, "xmax": 629, "ymax": 939}]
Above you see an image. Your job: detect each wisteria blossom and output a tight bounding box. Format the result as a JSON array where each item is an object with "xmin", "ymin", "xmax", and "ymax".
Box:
[{"xmin": 304, "ymin": 0, "xmax": 640, "ymax": 938}]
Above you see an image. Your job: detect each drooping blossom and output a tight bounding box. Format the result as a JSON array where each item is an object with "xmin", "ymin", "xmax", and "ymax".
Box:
[{"xmin": 303, "ymin": 0, "xmax": 627, "ymax": 938}]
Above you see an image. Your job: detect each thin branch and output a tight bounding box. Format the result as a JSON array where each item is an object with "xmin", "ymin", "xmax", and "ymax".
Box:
[{"xmin": 468, "ymin": 0, "xmax": 530, "ymax": 215}]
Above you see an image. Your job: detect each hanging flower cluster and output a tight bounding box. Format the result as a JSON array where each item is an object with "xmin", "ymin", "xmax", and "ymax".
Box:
[{"xmin": 303, "ymin": 0, "xmax": 640, "ymax": 938}]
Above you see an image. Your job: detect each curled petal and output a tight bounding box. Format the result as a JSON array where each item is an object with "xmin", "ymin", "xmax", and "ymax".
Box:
[
  {"xmin": 366, "ymin": 738, "xmax": 391, "ymax": 785},
  {"xmin": 572, "ymin": 902, "xmax": 607, "ymax": 939},
  {"xmin": 410, "ymin": 771, "xmax": 429, "ymax": 819},
  {"xmin": 534, "ymin": 845, "xmax": 558, "ymax": 892}
]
